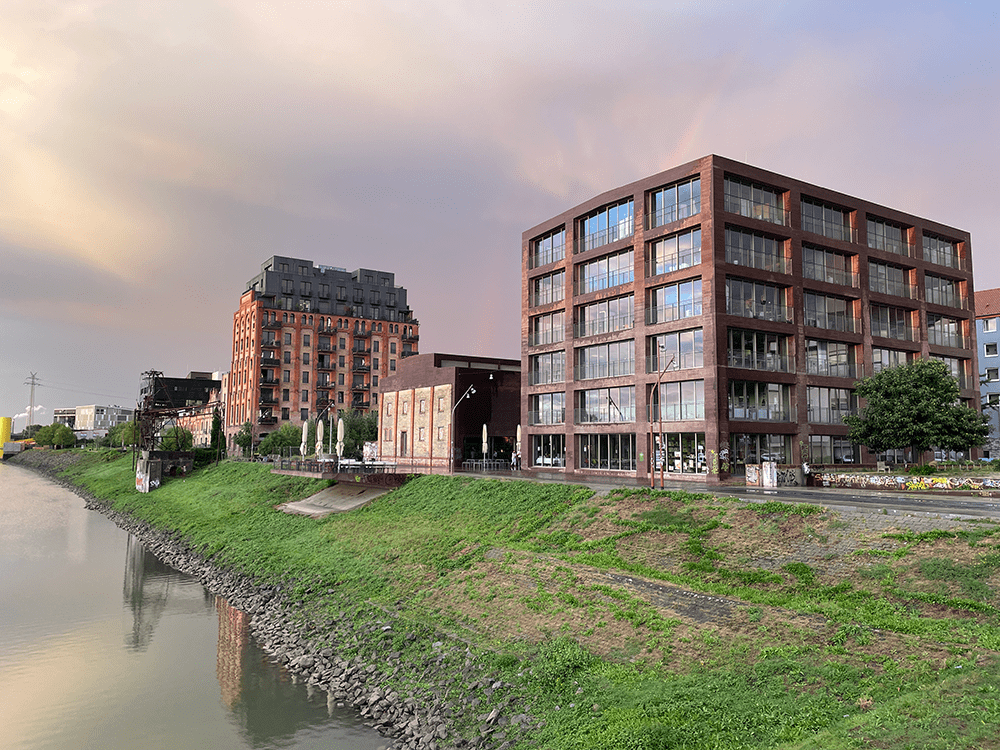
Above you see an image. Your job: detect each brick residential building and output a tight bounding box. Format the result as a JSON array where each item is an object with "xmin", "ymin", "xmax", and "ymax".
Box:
[
  {"xmin": 227, "ymin": 256, "xmax": 419, "ymax": 450},
  {"xmin": 522, "ymin": 155, "xmax": 978, "ymax": 482},
  {"xmin": 975, "ymin": 288, "xmax": 1000, "ymax": 458}
]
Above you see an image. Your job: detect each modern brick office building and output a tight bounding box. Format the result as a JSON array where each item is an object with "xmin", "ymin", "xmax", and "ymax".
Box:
[
  {"xmin": 227, "ymin": 256, "xmax": 419, "ymax": 449},
  {"xmin": 522, "ymin": 155, "xmax": 978, "ymax": 482}
]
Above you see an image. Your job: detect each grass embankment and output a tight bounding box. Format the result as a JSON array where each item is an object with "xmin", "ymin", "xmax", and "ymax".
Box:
[{"xmin": 51, "ymin": 450, "xmax": 1000, "ymax": 749}]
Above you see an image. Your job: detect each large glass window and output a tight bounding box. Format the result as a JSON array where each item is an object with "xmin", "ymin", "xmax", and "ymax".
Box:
[
  {"xmin": 648, "ymin": 329, "xmax": 704, "ymax": 372},
  {"xmin": 927, "ymin": 314, "xmax": 965, "ymax": 348},
  {"xmin": 647, "ymin": 227, "xmax": 701, "ymax": 276},
  {"xmin": 931, "ymin": 355, "xmax": 967, "ymax": 388},
  {"xmin": 723, "ymin": 176, "xmax": 786, "ymax": 225},
  {"xmin": 727, "ymin": 329, "xmax": 790, "ymax": 372},
  {"xmin": 531, "ymin": 434, "xmax": 566, "ymax": 467},
  {"xmin": 870, "ymin": 305, "xmax": 914, "ymax": 340},
  {"xmin": 867, "ymin": 217, "xmax": 909, "ymax": 256},
  {"xmin": 803, "ymin": 244, "xmax": 857, "ymax": 287},
  {"xmin": 808, "ymin": 435, "xmax": 858, "ymax": 464},
  {"xmin": 869, "ymin": 260, "xmax": 914, "ymax": 298},
  {"xmin": 728, "ymin": 381, "xmax": 792, "ymax": 422},
  {"xmin": 647, "ymin": 177, "xmax": 700, "ymax": 229},
  {"xmin": 925, "ymin": 274, "xmax": 966, "ymax": 309},
  {"xmin": 647, "ymin": 279, "xmax": 702, "ymax": 324},
  {"xmin": 652, "ymin": 432, "xmax": 707, "ymax": 474},
  {"xmin": 807, "ymin": 386, "xmax": 857, "ymax": 424},
  {"xmin": 726, "ymin": 278, "xmax": 791, "ymax": 322},
  {"xmin": 652, "ymin": 380, "xmax": 705, "ymax": 421},
  {"xmin": 730, "ymin": 433, "xmax": 791, "ymax": 465},
  {"xmin": 577, "ymin": 199, "xmax": 634, "ymax": 252},
  {"xmin": 923, "ymin": 234, "xmax": 962, "ymax": 270},
  {"xmin": 575, "ymin": 248, "xmax": 633, "ymax": 295},
  {"xmin": 529, "ymin": 350, "xmax": 566, "ymax": 385},
  {"xmin": 725, "ymin": 227, "xmax": 788, "ymax": 273},
  {"xmin": 577, "ymin": 433, "xmax": 636, "ymax": 471},
  {"xmin": 575, "ymin": 295, "xmax": 634, "ymax": 338},
  {"xmin": 575, "ymin": 386, "xmax": 636, "ymax": 423},
  {"xmin": 529, "ymin": 227, "xmax": 566, "ymax": 269},
  {"xmin": 805, "ymin": 338, "xmax": 857, "ymax": 378},
  {"xmin": 529, "ymin": 311, "xmax": 565, "ymax": 346},
  {"xmin": 529, "ymin": 270, "xmax": 565, "ymax": 307},
  {"xmin": 529, "ymin": 392, "xmax": 565, "ymax": 425},
  {"xmin": 801, "ymin": 198, "xmax": 853, "ymax": 241},
  {"xmin": 575, "ymin": 340, "xmax": 635, "ymax": 380},
  {"xmin": 804, "ymin": 292, "xmax": 856, "ymax": 332}
]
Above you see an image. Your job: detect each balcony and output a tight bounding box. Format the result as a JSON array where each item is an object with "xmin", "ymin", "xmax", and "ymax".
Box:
[
  {"xmin": 727, "ymin": 352, "xmax": 792, "ymax": 373},
  {"xmin": 573, "ymin": 217, "xmax": 634, "ymax": 254},
  {"xmin": 803, "ymin": 312, "xmax": 857, "ymax": 333},
  {"xmin": 573, "ymin": 359, "xmax": 635, "ymax": 381},
  {"xmin": 352, "ymin": 382, "xmax": 370, "ymax": 392},
  {"xmin": 574, "ymin": 406, "xmax": 636, "ymax": 424},
  {"xmin": 872, "ymin": 324, "xmax": 916, "ymax": 341},
  {"xmin": 924, "ymin": 248, "xmax": 967, "ymax": 271},
  {"xmin": 727, "ymin": 301, "xmax": 793, "ymax": 324},
  {"xmin": 574, "ymin": 270, "xmax": 634, "ymax": 296},
  {"xmin": 353, "ymin": 328, "xmax": 371, "ymax": 339},
  {"xmin": 528, "ymin": 409, "xmax": 565, "ymax": 426},
  {"xmin": 402, "ymin": 332, "xmax": 419, "ymax": 342},
  {"xmin": 802, "ymin": 216, "xmax": 857, "ymax": 243},
  {"xmin": 528, "ymin": 243, "xmax": 566, "ymax": 269},
  {"xmin": 401, "ymin": 350, "xmax": 418, "ymax": 358},
  {"xmin": 723, "ymin": 195, "xmax": 789, "ymax": 226},
  {"xmin": 870, "ymin": 279, "xmax": 918, "ymax": 299},
  {"xmin": 869, "ymin": 237, "xmax": 916, "ymax": 257},
  {"xmin": 807, "ymin": 406, "xmax": 856, "ymax": 424},
  {"xmin": 351, "ymin": 399, "xmax": 371, "ymax": 410},
  {"xmin": 353, "ymin": 363, "xmax": 371, "ymax": 372},
  {"xmin": 259, "ymin": 376, "xmax": 279, "ymax": 385},
  {"xmin": 259, "ymin": 394, "xmax": 278, "ymax": 405},
  {"xmin": 646, "ymin": 301, "xmax": 704, "ymax": 326},
  {"xmin": 316, "ymin": 396, "xmax": 331, "ymax": 408},
  {"xmin": 574, "ymin": 313, "xmax": 635, "ymax": 338},
  {"xmin": 925, "ymin": 291, "xmax": 969, "ymax": 310},
  {"xmin": 927, "ymin": 331, "xmax": 969, "ymax": 349},
  {"xmin": 804, "ymin": 263, "xmax": 859, "ymax": 288},
  {"xmin": 317, "ymin": 359, "xmax": 335, "ymax": 371},
  {"xmin": 352, "ymin": 344, "xmax": 371, "ymax": 354},
  {"xmin": 725, "ymin": 248, "xmax": 789, "ymax": 274},
  {"xmin": 728, "ymin": 407, "xmax": 792, "ymax": 422},
  {"xmin": 805, "ymin": 360, "xmax": 859, "ymax": 378},
  {"xmin": 317, "ymin": 342, "xmax": 333, "ymax": 351},
  {"xmin": 646, "ymin": 198, "xmax": 701, "ymax": 230},
  {"xmin": 647, "ymin": 352, "xmax": 704, "ymax": 373},
  {"xmin": 260, "ymin": 355, "xmax": 280, "ymax": 367},
  {"xmin": 258, "ymin": 415, "xmax": 277, "ymax": 425},
  {"xmin": 528, "ymin": 330, "xmax": 565, "ymax": 347},
  {"xmin": 650, "ymin": 405, "xmax": 706, "ymax": 422}
]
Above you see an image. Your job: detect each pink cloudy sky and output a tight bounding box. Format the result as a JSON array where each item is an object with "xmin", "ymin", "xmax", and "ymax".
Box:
[{"xmin": 1, "ymin": 0, "xmax": 998, "ymax": 428}]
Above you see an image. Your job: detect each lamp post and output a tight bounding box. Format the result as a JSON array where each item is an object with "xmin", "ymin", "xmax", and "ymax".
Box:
[
  {"xmin": 449, "ymin": 383, "xmax": 476, "ymax": 473},
  {"xmin": 648, "ymin": 348, "xmax": 675, "ymax": 489}
]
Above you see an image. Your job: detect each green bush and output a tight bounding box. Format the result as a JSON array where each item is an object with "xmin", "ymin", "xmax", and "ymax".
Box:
[{"xmin": 907, "ymin": 463, "xmax": 937, "ymax": 476}]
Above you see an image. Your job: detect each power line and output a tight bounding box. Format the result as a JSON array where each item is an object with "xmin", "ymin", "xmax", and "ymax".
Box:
[{"xmin": 36, "ymin": 382, "xmax": 135, "ymax": 403}]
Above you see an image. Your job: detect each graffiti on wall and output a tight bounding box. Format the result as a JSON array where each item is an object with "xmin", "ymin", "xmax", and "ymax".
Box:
[
  {"xmin": 776, "ymin": 467, "xmax": 800, "ymax": 486},
  {"xmin": 814, "ymin": 472, "xmax": 1000, "ymax": 492},
  {"xmin": 746, "ymin": 464, "xmax": 761, "ymax": 486}
]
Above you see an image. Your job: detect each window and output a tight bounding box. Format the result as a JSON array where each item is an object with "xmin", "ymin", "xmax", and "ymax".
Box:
[
  {"xmin": 283, "ymin": 370, "xmax": 290, "ymax": 383},
  {"xmin": 529, "ymin": 350, "xmax": 566, "ymax": 385},
  {"xmin": 652, "ymin": 432, "xmax": 707, "ymax": 474},
  {"xmin": 418, "ymin": 427, "xmax": 426, "ymax": 442},
  {"xmin": 730, "ymin": 433, "xmax": 792, "ymax": 465},
  {"xmin": 801, "ymin": 198, "xmax": 852, "ymax": 241},
  {"xmin": 869, "ymin": 260, "xmax": 913, "ymax": 298},
  {"xmin": 390, "ymin": 360, "xmax": 396, "ymax": 371},
  {"xmin": 284, "ymin": 333, "xmax": 292, "ymax": 345},
  {"xmin": 284, "ymin": 351, "xmax": 291, "ymax": 364},
  {"xmin": 390, "ymin": 341, "xmax": 397, "ymax": 354},
  {"xmin": 983, "ymin": 318, "xmax": 998, "ymax": 333},
  {"xmin": 419, "ymin": 399, "xmax": 425, "ymax": 414},
  {"xmin": 867, "ymin": 217, "xmax": 908, "ymax": 255},
  {"xmin": 808, "ymin": 435, "xmax": 858, "ymax": 464},
  {"xmin": 927, "ymin": 314, "xmax": 965, "ymax": 348},
  {"xmin": 372, "ymin": 374, "xmax": 378, "ymax": 386},
  {"xmin": 301, "ymin": 389, "xmax": 308, "ymax": 402},
  {"xmin": 282, "ymin": 388, "xmax": 289, "ymax": 402},
  {"xmin": 805, "ymin": 244, "xmax": 856, "ymax": 287},
  {"xmin": 990, "ymin": 394, "xmax": 1000, "ymax": 407},
  {"xmin": 438, "ymin": 397, "xmax": 445, "ymax": 412},
  {"xmin": 301, "ymin": 371, "xmax": 309, "ymax": 383},
  {"xmin": 725, "ymin": 227, "xmax": 787, "ymax": 273},
  {"xmin": 530, "ymin": 392, "xmax": 566, "ymax": 425},
  {"xmin": 575, "ymin": 340, "xmax": 635, "ymax": 380},
  {"xmin": 986, "ymin": 368, "xmax": 998, "ymax": 382},
  {"xmin": 723, "ymin": 176, "xmax": 784, "ymax": 224},
  {"xmin": 986, "ymin": 343, "xmax": 998, "ymax": 357},
  {"xmin": 652, "ymin": 381, "xmax": 704, "ymax": 421},
  {"xmin": 575, "ymin": 295, "xmax": 634, "ymax": 337},
  {"xmin": 529, "ymin": 269, "xmax": 566, "ymax": 307},
  {"xmin": 577, "ymin": 199, "xmax": 634, "ymax": 252},
  {"xmin": 804, "ymin": 292, "xmax": 855, "ymax": 332},
  {"xmin": 925, "ymin": 274, "xmax": 965, "ymax": 308},
  {"xmin": 532, "ymin": 434, "xmax": 566, "ymax": 467},
  {"xmin": 401, "ymin": 400, "xmax": 408, "ymax": 415},
  {"xmin": 575, "ymin": 248, "xmax": 633, "ymax": 295},
  {"xmin": 726, "ymin": 278, "xmax": 790, "ymax": 323},
  {"xmin": 529, "ymin": 227, "xmax": 566, "ymax": 269},
  {"xmin": 727, "ymin": 329, "xmax": 789, "ymax": 372},
  {"xmin": 577, "ymin": 433, "xmax": 636, "ymax": 471},
  {"xmin": 649, "ymin": 328, "xmax": 704, "ymax": 372},
  {"xmin": 303, "ymin": 334, "xmax": 310, "ymax": 347},
  {"xmin": 932, "ymin": 355, "xmax": 966, "ymax": 387},
  {"xmin": 300, "ymin": 408, "xmax": 308, "ymax": 421},
  {"xmin": 728, "ymin": 381, "xmax": 792, "ymax": 421},
  {"xmin": 648, "ymin": 177, "xmax": 700, "ymax": 229},
  {"xmin": 339, "ymin": 337, "xmax": 346, "ymax": 349},
  {"xmin": 299, "ymin": 265, "xmax": 308, "ymax": 276},
  {"xmin": 302, "ymin": 352, "xmax": 310, "ymax": 365},
  {"xmin": 399, "ymin": 431, "xmax": 408, "ymax": 455},
  {"xmin": 373, "ymin": 357, "xmax": 379, "ymax": 368},
  {"xmin": 282, "ymin": 278, "xmax": 295, "ymax": 294},
  {"xmin": 337, "ymin": 286, "xmax": 347, "ymax": 301},
  {"xmin": 338, "ymin": 391, "xmax": 344, "ymax": 403},
  {"xmin": 373, "ymin": 340, "xmax": 380, "ymax": 352},
  {"xmin": 647, "ymin": 279, "xmax": 702, "ymax": 324},
  {"xmin": 319, "ymin": 283, "xmax": 329, "ymax": 298},
  {"xmin": 338, "ymin": 373, "xmax": 344, "ymax": 385},
  {"xmin": 807, "ymin": 386, "xmax": 857, "ymax": 423},
  {"xmin": 872, "ymin": 347, "xmax": 910, "ymax": 373},
  {"xmin": 647, "ymin": 227, "xmax": 701, "ymax": 276},
  {"xmin": 805, "ymin": 339, "xmax": 856, "ymax": 378},
  {"xmin": 281, "ymin": 407, "xmax": 289, "ymax": 420},
  {"xmin": 870, "ymin": 305, "xmax": 914, "ymax": 340},
  {"xmin": 923, "ymin": 234, "xmax": 962, "ymax": 270},
  {"xmin": 300, "ymin": 281, "xmax": 311, "ymax": 296}
]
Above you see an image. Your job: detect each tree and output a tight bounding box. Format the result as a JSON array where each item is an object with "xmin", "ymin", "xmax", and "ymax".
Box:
[
  {"xmin": 338, "ymin": 409, "xmax": 377, "ymax": 460},
  {"xmin": 33, "ymin": 424, "xmax": 55, "ymax": 446},
  {"xmin": 33, "ymin": 423, "xmax": 75, "ymax": 448},
  {"xmin": 108, "ymin": 420, "xmax": 140, "ymax": 447},
  {"xmin": 234, "ymin": 421, "xmax": 254, "ymax": 457},
  {"xmin": 160, "ymin": 426, "xmax": 194, "ymax": 451},
  {"xmin": 845, "ymin": 359, "xmax": 990, "ymax": 461},
  {"xmin": 258, "ymin": 423, "xmax": 302, "ymax": 456},
  {"xmin": 210, "ymin": 408, "xmax": 224, "ymax": 454}
]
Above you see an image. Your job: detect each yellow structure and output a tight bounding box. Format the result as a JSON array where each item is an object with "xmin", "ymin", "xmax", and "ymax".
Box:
[{"xmin": 0, "ymin": 417, "xmax": 12, "ymax": 446}]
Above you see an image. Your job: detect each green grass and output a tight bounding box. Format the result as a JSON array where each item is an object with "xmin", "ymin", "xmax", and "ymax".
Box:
[{"xmin": 45, "ymin": 451, "xmax": 1000, "ymax": 749}]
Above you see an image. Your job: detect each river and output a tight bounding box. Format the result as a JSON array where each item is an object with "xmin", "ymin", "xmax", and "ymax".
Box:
[{"xmin": 0, "ymin": 461, "xmax": 386, "ymax": 750}]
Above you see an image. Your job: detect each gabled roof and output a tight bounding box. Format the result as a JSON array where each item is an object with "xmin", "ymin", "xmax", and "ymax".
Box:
[{"xmin": 975, "ymin": 288, "xmax": 1000, "ymax": 318}]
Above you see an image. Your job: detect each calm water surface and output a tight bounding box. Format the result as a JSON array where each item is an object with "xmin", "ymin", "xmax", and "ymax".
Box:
[{"xmin": 0, "ymin": 462, "xmax": 386, "ymax": 750}]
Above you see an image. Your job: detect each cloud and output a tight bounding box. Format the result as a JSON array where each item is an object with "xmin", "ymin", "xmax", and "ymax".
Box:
[{"xmin": 14, "ymin": 405, "xmax": 45, "ymax": 421}]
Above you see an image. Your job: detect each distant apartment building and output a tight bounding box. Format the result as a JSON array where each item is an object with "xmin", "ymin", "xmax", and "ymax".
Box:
[
  {"xmin": 53, "ymin": 404, "xmax": 134, "ymax": 437},
  {"xmin": 522, "ymin": 154, "xmax": 978, "ymax": 482},
  {"xmin": 975, "ymin": 288, "xmax": 1000, "ymax": 458},
  {"xmin": 227, "ymin": 256, "xmax": 419, "ymax": 450}
]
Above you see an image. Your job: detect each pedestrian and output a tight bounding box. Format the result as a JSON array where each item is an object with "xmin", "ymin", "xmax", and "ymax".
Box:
[{"xmin": 511, "ymin": 451, "xmax": 517, "ymax": 471}]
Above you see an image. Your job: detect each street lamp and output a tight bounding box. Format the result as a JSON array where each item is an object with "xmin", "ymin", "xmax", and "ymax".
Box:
[
  {"xmin": 649, "ymin": 347, "xmax": 675, "ymax": 489},
  {"xmin": 449, "ymin": 383, "xmax": 476, "ymax": 473}
]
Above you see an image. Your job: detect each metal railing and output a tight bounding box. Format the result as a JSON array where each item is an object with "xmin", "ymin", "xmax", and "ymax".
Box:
[
  {"xmin": 728, "ymin": 301, "xmax": 792, "ymax": 324},
  {"xmin": 727, "ymin": 407, "xmax": 792, "ymax": 422},
  {"xmin": 807, "ymin": 406, "xmax": 856, "ymax": 424},
  {"xmin": 925, "ymin": 290, "xmax": 969, "ymax": 309},
  {"xmin": 527, "ymin": 330, "xmax": 565, "ymax": 347},
  {"xmin": 802, "ymin": 217, "xmax": 857, "ymax": 243},
  {"xmin": 574, "ymin": 405, "xmax": 636, "ymax": 424},
  {"xmin": 646, "ymin": 301, "xmax": 703, "ymax": 325},
  {"xmin": 573, "ymin": 359, "xmax": 635, "ymax": 381},
  {"xmin": 647, "ymin": 352, "xmax": 704, "ymax": 372},
  {"xmin": 927, "ymin": 330, "xmax": 968, "ymax": 348},
  {"xmin": 803, "ymin": 312, "xmax": 857, "ymax": 332},
  {"xmin": 574, "ymin": 269, "xmax": 633, "ymax": 296},
  {"xmin": 573, "ymin": 218, "xmax": 634, "ymax": 254},
  {"xmin": 529, "ymin": 287, "xmax": 566, "ymax": 307},
  {"xmin": 804, "ymin": 263, "xmax": 859, "ymax": 288},
  {"xmin": 650, "ymin": 404, "xmax": 705, "ymax": 421},
  {"xmin": 871, "ymin": 324, "xmax": 915, "ymax": 341},
  {"xmin": 528, "ymin": 244, "xmax": 566, "ymax": 269},
  {"xmin": 528, "ymin": 409, "xmax": 565, "ymax": 426},
  {"xmin": 727, "ymin": 352, "xmax": 792, "ymax": 373},
  {"xmin": 723, "ymin": 195, "xmax": 789, "ymax": 225},
  {"xmin": 869, "ymin": 279, "xmax": 918, "ymax": 299},
  {"xmin": 573, "ymin": 313, "xmax": 635, "ymax": 338},
  {"xmin": 726, "ymin": 248, "xmax": 789, "ymax": 274},
  {"xmin": 645, "ymin": 198, "xmax": 701, "ymax": 230},
  {"xmin": 805, "ymin": 360, "xmax": 859, "ymax": 378}
]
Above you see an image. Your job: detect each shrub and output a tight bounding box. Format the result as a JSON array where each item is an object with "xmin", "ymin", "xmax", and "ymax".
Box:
[{"xmin": 907, "ymin": 463, "xmax": 937, "ymax": 476}]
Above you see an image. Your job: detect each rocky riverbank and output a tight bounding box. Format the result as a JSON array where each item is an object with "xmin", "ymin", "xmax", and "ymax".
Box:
[{"xmin": 10, "ymin": 450, "xmax": 535, "ymax": 750}]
